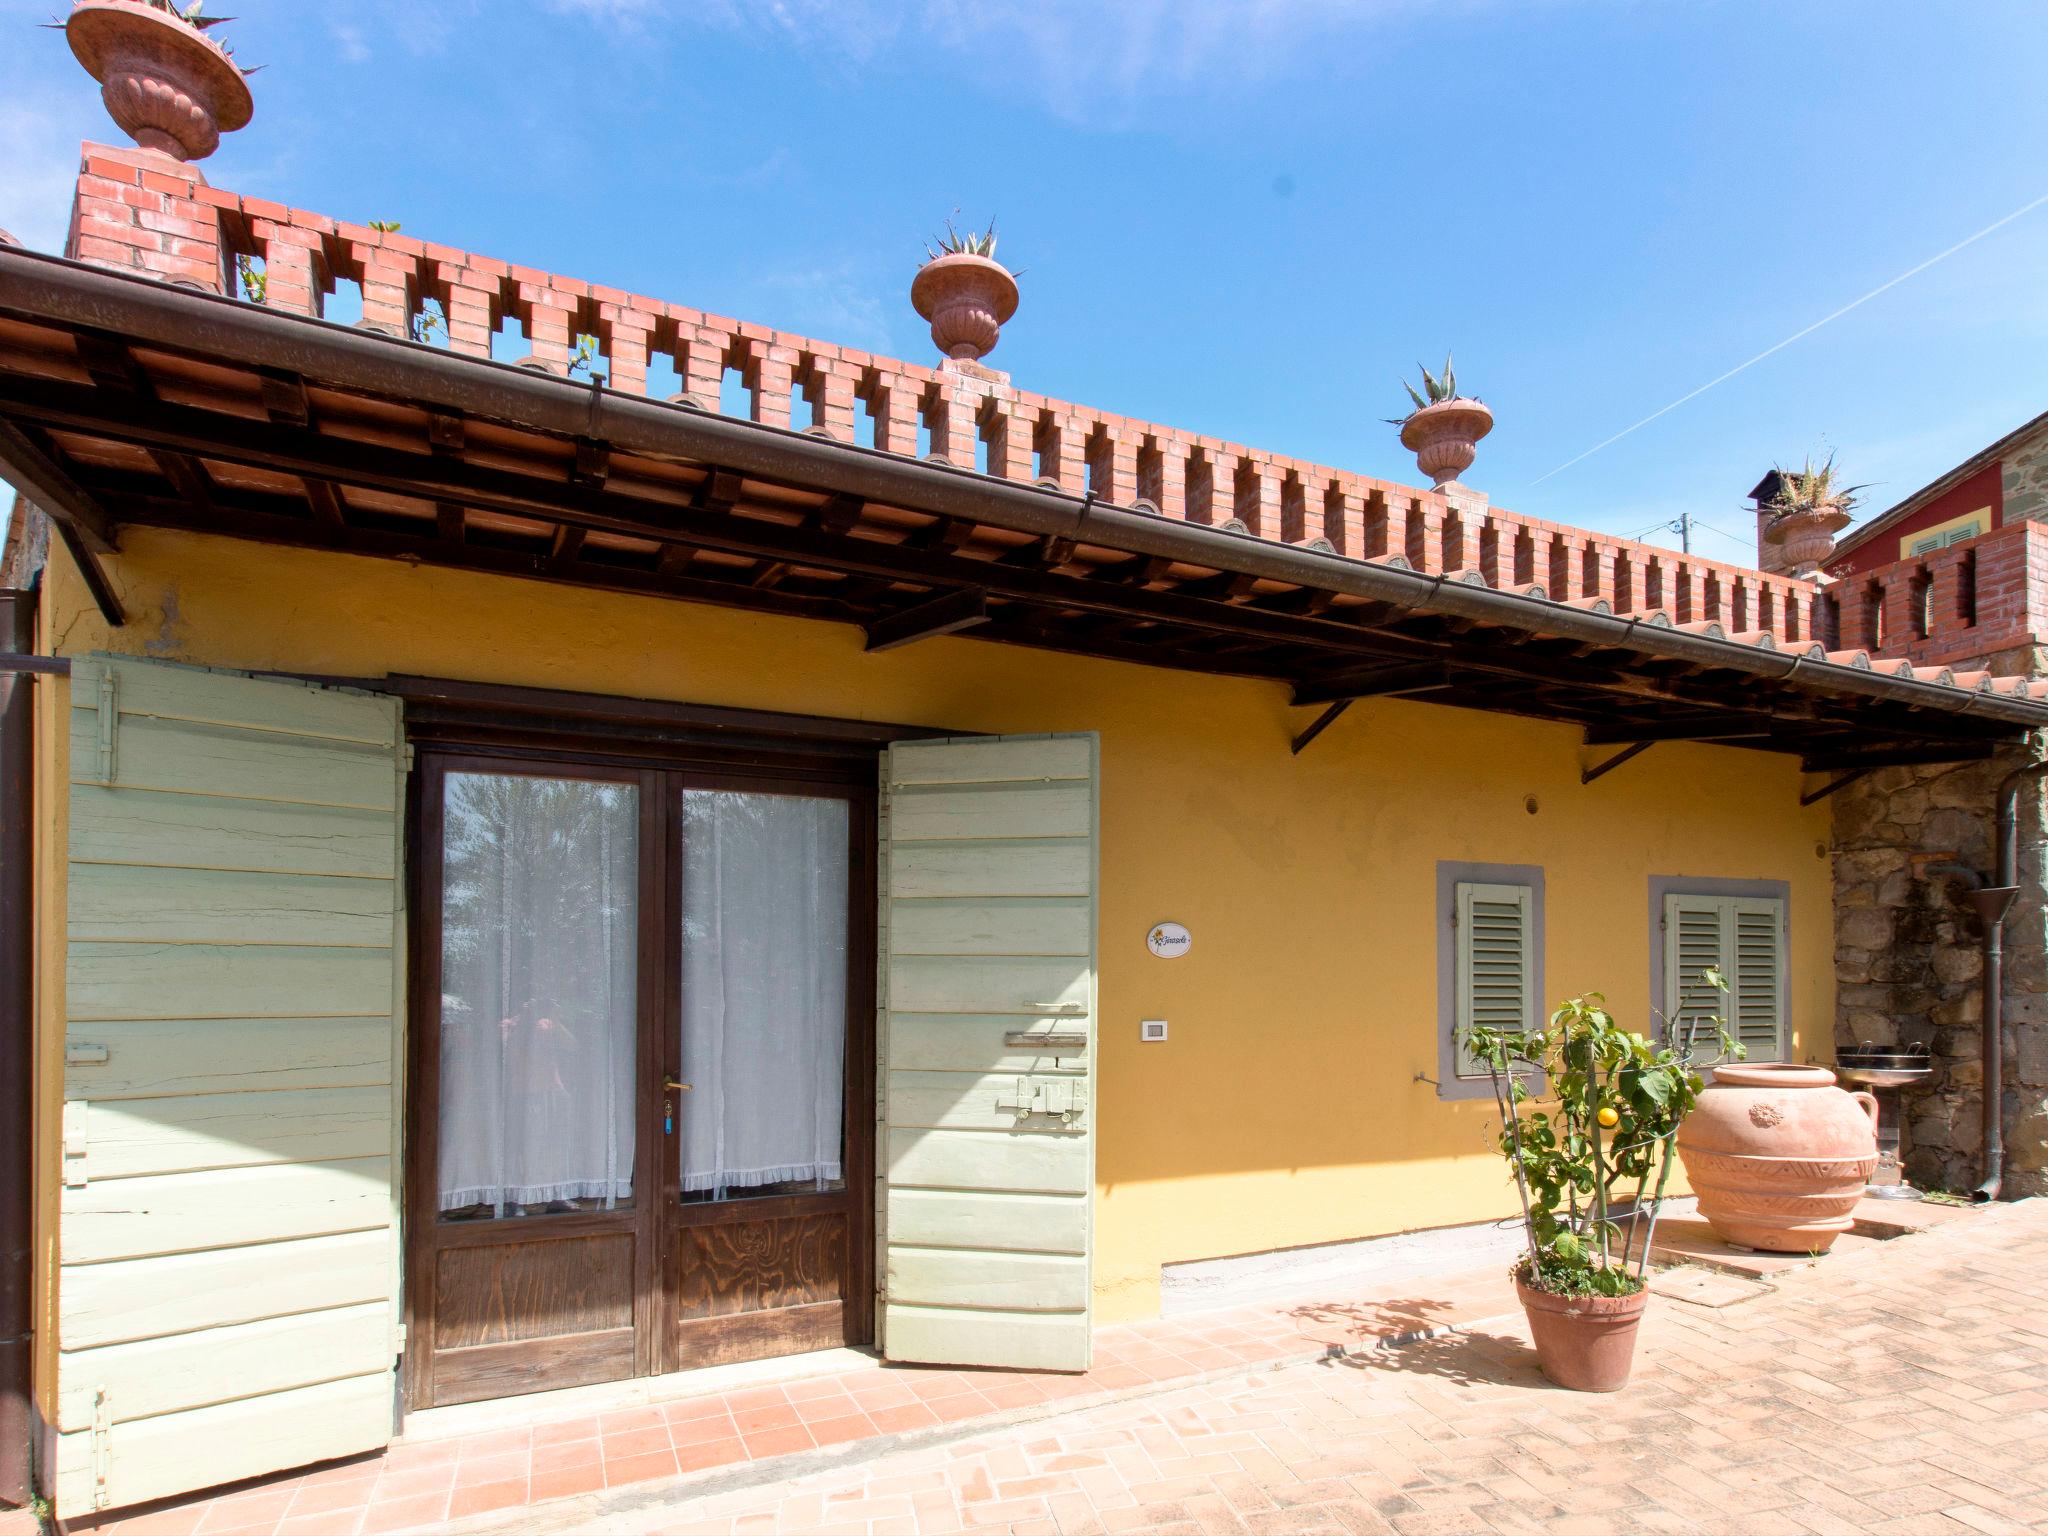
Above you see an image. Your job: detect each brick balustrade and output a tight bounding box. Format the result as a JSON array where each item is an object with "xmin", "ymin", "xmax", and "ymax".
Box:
[
  {"xmin": 1829, "ymin": 517, "xmax": 2048, "ymax": 670},
  {"xmin": 99, "ymin": 139, "xmax": 2048, "ymax": 665}
]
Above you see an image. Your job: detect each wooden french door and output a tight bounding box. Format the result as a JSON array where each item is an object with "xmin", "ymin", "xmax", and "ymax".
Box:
[{"xmin": 405, "ymin": 747, "xmax": 873, "ymax": 1410}]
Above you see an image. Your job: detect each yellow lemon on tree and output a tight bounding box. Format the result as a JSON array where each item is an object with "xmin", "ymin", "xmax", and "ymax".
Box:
[{"xmin": 1596, "ymin": 1105, "xmax": 1620, "ymax": 1128}]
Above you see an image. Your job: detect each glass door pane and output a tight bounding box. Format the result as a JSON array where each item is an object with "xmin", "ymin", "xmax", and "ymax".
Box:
[
  {"xmin": 436, "ymin": 771, "xmax": 640, "ymax": 1221},
  {"xmin": 678, "ymin": 790, "xmax": 850, "ymax": 1203}
]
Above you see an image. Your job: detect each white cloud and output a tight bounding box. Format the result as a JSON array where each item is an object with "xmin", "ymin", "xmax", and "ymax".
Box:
[{"xmin": 547, "ymin": 0, "xmax": 1492, "ymax": 122}]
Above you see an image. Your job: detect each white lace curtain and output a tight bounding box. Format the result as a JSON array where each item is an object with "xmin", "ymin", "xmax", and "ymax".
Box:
[
  {"xmin": 680, "ymin": 790, "xmax": 848, "ymax": 1197},
  {"xmin": 437, "ymin": 772, "xmax": 639, "ymax": 1215}
]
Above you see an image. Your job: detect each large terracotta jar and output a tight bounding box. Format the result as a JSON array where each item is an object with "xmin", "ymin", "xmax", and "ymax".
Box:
[
  {"xmin": 66, "ymin": 0, "xmax": 253, "ymax": 163},
  {"xmin": 910, "ymin": 253, "xmax": 1019, "ymax": 363},
  {"xmin": 1677, "ymin": 1063, "xmax": 1878, "ymax": 1253},
  {"xmin": 1399, "ymin": 398, "xmax": 1494, "ymax": 489}
]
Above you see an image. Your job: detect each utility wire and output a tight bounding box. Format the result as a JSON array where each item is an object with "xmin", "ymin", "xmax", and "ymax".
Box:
[{"xmin": 1532, "ymin": 189, "xmax": 2048, "ymax": 486}]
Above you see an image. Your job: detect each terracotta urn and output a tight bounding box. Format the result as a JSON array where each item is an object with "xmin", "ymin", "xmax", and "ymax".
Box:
[
  {"xmin": 910, "ymin": 253, "xmax": 1019, "ymax": 363},
  {"xmin": 1764, "ymin": 506, "xmax": 1852, "ymax": 572},
  {"xmin": 65, "ymin": 0, "xmax": 252, "ymax": 163},
  {"xmin": 1399, "ymin": 398, "xmax": 1493, "ymax": 489},
  {"xmin": 1677, "ymin": 1063, "xmax": 1878, "ymax": 1253},
  {"xmin": 1515, "ymin": 1277, "xmax": 1648, "ymax": 1392}
]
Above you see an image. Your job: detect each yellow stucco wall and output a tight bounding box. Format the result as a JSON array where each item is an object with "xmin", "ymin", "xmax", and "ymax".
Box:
[{"xmin": 37, "ymin": 529, "xmax": 1837, "ymax": 1327}]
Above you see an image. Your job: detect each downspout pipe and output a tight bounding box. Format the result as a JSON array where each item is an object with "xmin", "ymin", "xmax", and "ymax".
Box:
[
  {"xmin": 0, "ymin": 588, "xmax": 33, "ymax": 1508},
  {"xmin": 1975, "ymin": 759, "xmax": 2048, "ymax": 1201}
]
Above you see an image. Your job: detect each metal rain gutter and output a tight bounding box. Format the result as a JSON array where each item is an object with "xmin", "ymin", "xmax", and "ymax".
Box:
[{"xmin": 3, "ymin": 246, "xmax": 2046, "ymax": 731}]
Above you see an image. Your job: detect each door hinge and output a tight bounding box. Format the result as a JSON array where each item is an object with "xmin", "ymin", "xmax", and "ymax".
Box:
[
  {"xmin": 62, "ymin": 1100, "xmax": 89, "ymax": 1187},
  {"xmin": 94, "ymin": 666, "xmax": 118, "ymax": 785},
  {"xmin": 91, "ymin": 1387, "xmax": 112, "ymax": 1510}
]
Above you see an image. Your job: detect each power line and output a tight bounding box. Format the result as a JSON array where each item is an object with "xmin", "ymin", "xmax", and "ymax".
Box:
[{"xmin": 1531, "ymin": 188, "xmax": 2048, "ymax": 486}]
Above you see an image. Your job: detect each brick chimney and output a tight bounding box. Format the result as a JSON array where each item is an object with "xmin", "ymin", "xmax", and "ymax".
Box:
[{"xmin": 1749, "ymin": 469, "xmax": 1797, "ymax": 577}]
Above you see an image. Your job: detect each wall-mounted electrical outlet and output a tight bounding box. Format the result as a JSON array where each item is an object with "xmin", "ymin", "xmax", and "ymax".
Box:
[{"xmin": 1140, "ymin": 1019, "xmax": 1168, "ymax": 1042}]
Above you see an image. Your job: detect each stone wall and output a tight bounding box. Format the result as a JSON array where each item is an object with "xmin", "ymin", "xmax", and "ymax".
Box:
[
  {"xmin": 1833, "ymin": 735, "xmax": 2048, "ymax": 1197},
  {"xmin": 2002, "ymin": 431, "xmax": 2048, "ymax": 526}
]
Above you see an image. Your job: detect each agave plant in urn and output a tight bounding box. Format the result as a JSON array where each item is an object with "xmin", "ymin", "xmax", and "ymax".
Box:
[
  {"xmin": 62, "ymin": 0, "xmax": 253, "ymax": 163},
  {"xmin": 1761, "ymin": 453, "xmax": 1864, "ymax": 575},
  {"xmin": 911, "ymin": 218, "xmax": 1019, "ymax": 365},
  {"xmin": 1391, "ymin": 355, "xmax": 1492, "ymax": 491}
]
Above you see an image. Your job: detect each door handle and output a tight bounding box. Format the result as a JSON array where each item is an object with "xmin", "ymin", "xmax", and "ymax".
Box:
[{"xmin": 662, "ymin": 1077, "xmax": 691, "ymax": 1135}]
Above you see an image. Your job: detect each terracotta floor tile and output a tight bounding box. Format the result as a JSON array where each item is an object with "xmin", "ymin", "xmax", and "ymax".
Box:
[
  {"xmin": 531, "ymin": 1416, "xmax": 604, "ymax": 1449},
  {"xmin": 601, "ymin": 1426, "xmax": 675, "ymax": 1462},
  {"xmin": 365, "ymin": 1465, "xmax": 455, "ymax": 1503},
  {"xmin": 721, "ymin": 1384, "xmax": 793, "ymax": 1414},
  {"xmin": 868, "ymin": 1401, "xmax": 943, "ymax": 1435},
  {"xmin": 807, "ymin": 1412, "xmax": 880, "ymax": 1447},
  {"xmin": 604, "ymin": 1449, "xmax": 681, "ymax": 1487},
  {"xmin": 455, "ymin": 1427, "xmax": 533, "ymax": 1461},
  {"xmin": 674, "ymin": 1437, "xmax": 748, "ymax": 1475},
  {"xmin": 284, "ymin": 1480, "xmax": 376, "ymax": 1520},
  {"xmin": 662, "ymin": 1394, "xmax": 737, "ymax": 1425},
  {"xmin": 375, "ymin": 1442, "xmax": 454, "ymax": 1474},
  {"xmin": 670, "ymin": 1410, "xmax": 742, "ymax": 1448},
  {"xmin": 732, "ymin": 1400, "xmax": 803, "ymax": 1436},
  {"xmin": 742, "ymin": 1423, "xmax": 816, "ymax": 1460},
  {"xmin": 356, "ymin": 1491, "xmax": 450, "ymax": 1535},
  {"xmin": 598, "ymin": 1405, "xmax": 669, "ymax": 1436},
  {"xmin": 530, "ymin": 1438, "xmax": 605, "ymax": 1476},
  {"xmin": 452, "ymin": 1451, "xmax": 530, "ymax": 1489},
  {"xmin": 528, "ymin": 1461, "xmax": 607, "ymax": 1502},
  {"xmin": 274, "ymin": 1514, "xmax": 363, "ymax": 1536},
  {"xmin": 928, "ymin": 1392, "xmax": 999, "ymax": 1424},
  {"xmin": 447, "ymin": 1479, "xmax": 529, "ymax": 1519},
  {"xmin": 195, "ymin": 1488, "xmax": 298, "ymax": 1532}
]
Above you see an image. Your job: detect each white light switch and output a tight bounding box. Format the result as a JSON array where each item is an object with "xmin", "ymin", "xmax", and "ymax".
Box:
[{"xmin": 1140, "ymin": 1019, "xmax": 1168, "ymax": 1042}]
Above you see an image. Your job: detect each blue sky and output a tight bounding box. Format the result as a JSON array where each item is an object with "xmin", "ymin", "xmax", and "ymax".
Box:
[{"xmin": 4, "ymin": 0, "xmax": 2046, "ymax": 566}]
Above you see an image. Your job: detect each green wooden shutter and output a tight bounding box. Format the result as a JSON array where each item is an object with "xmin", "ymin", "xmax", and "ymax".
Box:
[
  {"xmin": 877, "ymin": 734, "xmax": 1097, "ymax": 1371},
  {"xmin": 1663, "ymin": 893, "xmax": 1786, "ymax": 1063},
  {"xmin": 1730, "ymin": 898, "xmax": 1788, "ymax": 1060},
  {"xmin": 1454, "ymin": 881, "xmax": 1533, "ymax": 1076},
  {"xmin": 55, "ymin": 656, "xmax": 404, "ymax": 1518}
]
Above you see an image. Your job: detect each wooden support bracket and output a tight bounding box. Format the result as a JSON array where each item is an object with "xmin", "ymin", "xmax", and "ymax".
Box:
[
  {"xmin": 865, "ymin": 588, "xmax": 990, "ymax": 653},
  {"xmin": 1581, "ymin": 740, "xmax": 1654, "ymax": 784},
  {"xmin": 1290, "ymin": 698, "xmax": 1353, "ymax": 756},
  {"xmin": 1800, "ymin": 768, "xmax": 1872, "ymax": 807}
]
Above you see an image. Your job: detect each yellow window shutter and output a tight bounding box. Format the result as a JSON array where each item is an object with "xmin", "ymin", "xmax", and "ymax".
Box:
[
  {"xmin": 1455, "ymin": 881, "xmax": 1532, "ymax": 1076},
  {"xmin": 877, "ymin": 734, "xmax": 1097, "ymax": 1372},
  {"xmin": 56, "ymin": 656, "xmax": 404, "ymax": 1518}
]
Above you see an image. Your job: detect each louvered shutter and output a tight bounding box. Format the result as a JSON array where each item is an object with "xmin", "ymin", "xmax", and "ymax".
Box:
[
  {"xmin": 1663, "ymin": 894, "xmax": 1786, "ymax": 1063},
  {"xmin": 1454, "ymin": 881, "xmax": 1534, "ymax": 1076},
  {"xmin": 877, "ymin": 734, "xmax": 1097, "ymax": 1371},
  {"xmin": 1730, "ymin": 898, "xmax": 1787, "ymax": 1060},
  {"xmin": 55, "ymin": 656, "xmax": 404, "ymax": 1518}
]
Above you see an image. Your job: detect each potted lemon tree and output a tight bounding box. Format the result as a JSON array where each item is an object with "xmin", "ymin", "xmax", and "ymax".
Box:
[{"xmin": 1465, "ymin": 977, "xmax": 1735, "ymax": 1391}]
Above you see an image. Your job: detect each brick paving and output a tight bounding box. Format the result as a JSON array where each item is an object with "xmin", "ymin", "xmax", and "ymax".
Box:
[{"xmin": 451, "ymin": 1199, "xmax": 2048, "ymax": 1536}]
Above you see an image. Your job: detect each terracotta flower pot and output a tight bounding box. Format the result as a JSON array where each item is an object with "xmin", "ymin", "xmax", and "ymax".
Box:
[
  {"xmin": 910, "ymin": 253, "xmax": 1019, "ymax": 363},
  {"xmin": 65, "ymin": 0, "xmax": 252, "ymax": 163},
  {"xmin": 1398, "ymin": 398, "xmax": 1493, "ymax": 488},
  {"xmin": 1677, "ymin": 1063, "xmax": 1879, "ymax": 1253},
  {"xmin": 1515, "ymin": 1277, "xmax": 1648, "ymax": 1392},
  {"xmin": 1763, "ymin": 506, "xmax": 1852, "ymax": 571}
]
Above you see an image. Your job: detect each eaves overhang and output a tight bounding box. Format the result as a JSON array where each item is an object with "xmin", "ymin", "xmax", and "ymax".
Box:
[{"xmin": 0, "ymin": 245, "xmax": 2042, "ymax": 770}]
